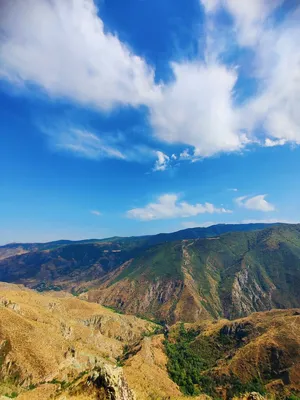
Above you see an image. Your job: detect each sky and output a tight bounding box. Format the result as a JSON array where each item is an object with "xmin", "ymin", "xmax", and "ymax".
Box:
[{"xmin": 0, "ymin": 0, "xmax": 300, "ymax": 244}]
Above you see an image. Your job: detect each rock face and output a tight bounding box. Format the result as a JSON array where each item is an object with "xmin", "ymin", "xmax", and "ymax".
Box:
[
  {"xmin": 72, "ymin": 365, "xmax": 136, "ymax": 400},
  {"xmin": 87, "ymin": 225, "xmax": 300, "ymax": 323}
]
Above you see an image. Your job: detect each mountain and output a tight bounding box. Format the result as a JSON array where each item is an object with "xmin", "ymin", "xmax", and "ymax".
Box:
[
  {"xmin": 0, "ymin": 240, "xmax": 143, "ymax": 292},
  {"xmin": 0, "ymin": 223, "xmax": 278, "ymax": 293},
  {"xmin": 1, "ymin": 223, "xmax": 299, "ymax": 324},
  {"xmin": 86, "ymin": 224, "xmax": 300, "ymax": 323},
  {"xmin": 0, "ymin": 283, "xmax": 299, "ymax": 400},
  {"xmin": 136, "ymin": 223, "xmax": 280, "ymax": 247},
  {"xmin": 0, "ymin": 223, "xmax": 277, "ymax": 260},
  {"xmin": 0, "ymin": 238, "xmax": 120, "ymax": 261}
]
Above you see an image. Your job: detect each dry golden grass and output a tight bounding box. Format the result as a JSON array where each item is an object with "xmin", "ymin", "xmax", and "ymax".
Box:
[
  {"xmin": 124, "ymin": 335, "xmax": 209, "ymax": 400},
  {"xmin": 0, "ymin": 283, "xmax": 155, "ymax": 399}
]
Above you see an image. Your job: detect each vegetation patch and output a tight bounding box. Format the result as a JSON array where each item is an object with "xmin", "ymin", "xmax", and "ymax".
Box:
[{"xmin": 164, "ymin": 323, "xmax": 266, "ymax": 398}]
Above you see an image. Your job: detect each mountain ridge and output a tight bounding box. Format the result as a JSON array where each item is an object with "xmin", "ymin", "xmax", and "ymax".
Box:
[
  {"xmin": 1, "ymin": 223, "xmax": 300, "ymax": 325},
  {"xmin": 86, "ymin": 224, "xmax": 300, "ymax": 323},
  {"xmin": 0, "ymin": 222, "xmax": 279, "ymax": 253}
]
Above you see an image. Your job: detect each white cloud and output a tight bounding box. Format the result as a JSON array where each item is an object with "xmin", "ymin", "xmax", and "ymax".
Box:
[
  {"xmin": 244, "ymin": 15, "xmax": 300, "ymax": 145},
  {"xmin": 0, "ymin": 0, "xmax": 158, "ymax": 110},
  {"xmin": 1, "ymin": 0, "xmax": 299, "ymax": 164},
  {"xmin": 150, "ymin": 62, "xmax": 245, "ymax": 157},
  {"xmin": 224, "ymin": 0, "xmax": 283, "ymax": 47},
  {"xmin": 201, "ymin": 1, "xmax": 300, "ymax": 149},
  {"xmin": 153, "ymin": 151, "xmax": 170, "ymax": 172},
  {"xmin": 91, "ymin": 210, "xmax": 101, "ymax": 216},
  {"xmin": 180, "ymin": 149, "xmax": 193, "ymax": 160},
  {"xmin": 42, "ymin": 125, "xmax": 160, "ymax": 162},
  {"xmin": 127, "ymin": 194, "xmax": 232, "ymax": 221},
  {"xmin": 236, "ymin": 195, "xmax": 275, "ymax": 212},
  {"xmin": 201, "ymin": 0, "xmax": 220, "ymax": 13},
  {"xmin": 264, "ymin": 138, "xmax": 286, "ymax": 148},
  {"xmin": 201, "ymin": 0, "xmax": 283, "ymax": 46}
]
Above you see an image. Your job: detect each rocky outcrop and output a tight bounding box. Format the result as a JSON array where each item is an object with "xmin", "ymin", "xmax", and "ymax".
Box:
[
  {"xmin": 83, "ymin": 365, "xmax": 135, "ymax": 400},
  {"xmin": 228, "ymin": 263, "xmax": 275, "ymax": 319},
  {"xmin": 88, "ymin": 276, "xmax": 184, "ymax": 323}
]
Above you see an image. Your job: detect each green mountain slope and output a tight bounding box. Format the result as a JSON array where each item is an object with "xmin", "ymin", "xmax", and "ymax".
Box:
[
  {"xmin": 87, "ymin": 224, "xmax": 300, "ymax": 323},
  {"xmin": 0, "ymin": 223, "xmax": 277, "ymax": 292},
  {"xmin": 1, "ymin": 223, "xmax": 299, "ymax": 323},
  {"xmin": 0, "ymin": 223, "xmax": 276, "ymax": 260}
]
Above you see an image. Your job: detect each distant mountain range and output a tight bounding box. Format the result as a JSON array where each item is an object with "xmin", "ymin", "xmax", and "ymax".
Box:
[
  {"xmin": 0, "ymin": 222, "xmax": 278, "ymax": 258},
  {"xmin": 1, "ymin": 222, "xmax": 300, "ymax": 324}
]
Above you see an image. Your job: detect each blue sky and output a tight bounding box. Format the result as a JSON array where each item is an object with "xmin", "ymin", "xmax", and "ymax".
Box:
[{"xmin": 1, "ymin": 0, "xmax": 300, "ymax": 244}]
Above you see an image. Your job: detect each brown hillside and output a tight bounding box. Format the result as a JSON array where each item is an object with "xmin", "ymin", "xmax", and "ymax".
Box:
[
  {"xmin": 0, "ymin": 283, "xmax": 207, "ymax": 400},
  {"xmin": 166, "ymin": 309, "xmax": 300, "ymax": 399}
]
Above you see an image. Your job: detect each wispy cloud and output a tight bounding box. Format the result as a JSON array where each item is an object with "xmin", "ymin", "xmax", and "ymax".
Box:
[
  {"xmin": 52, "ymin": 128, "xmax": 125, "ymax": 160},
  {"xmin": 236, "ymin": 195, "xmax": 275, "ymax": 212},
  {"xmin": 42, "ymin": 125, "xmax": 161, "ymax": 163},
  {"xmin": 90, "ymin": 210, "xmax": 101, "ymax": 216},
  {"xmin": 201, "ymin": 0, "xmax": 283, "ymax": 47},
  {"xmin": 127, "ymin": 194, "xmax": 232, "ymax": 221}
]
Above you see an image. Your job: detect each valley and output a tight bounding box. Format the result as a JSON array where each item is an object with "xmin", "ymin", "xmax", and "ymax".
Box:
[{"xmin": 0, "ymin": 223, "xmax": 300, "ymax": 399}]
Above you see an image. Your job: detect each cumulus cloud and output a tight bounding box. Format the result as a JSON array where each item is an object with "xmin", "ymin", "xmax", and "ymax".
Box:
[
  {"xmin": 244, "ymin": 16, "xmax": 300, "ymax": 145},
  {"xmin": 1, "ymin": 0, "xmax": 300, "ymax": 163},
  {"xmin": 150, "ymin": 62, "xmax": 245, "ymax": 157},
  {"xmin": 127, "ymin": 194, "xmax": 231, "ymax": 221},
  {"xmin": 236, "ymin": 195, "xmax": 275, "ymax": 212},
  {"xmin": 153, "ymin": 151, "xmax": 170, "ymax": 172},
  {"xmin": 201, "ymin": 1, "xmax": 300, "ymax": 148},
  {"xmin": 0, "ymin": 0, "xmax": 157, "ymax": 110},
  {"xmin": 264, "ymin": 138, "xmax": 286, "ymax": 148}
]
